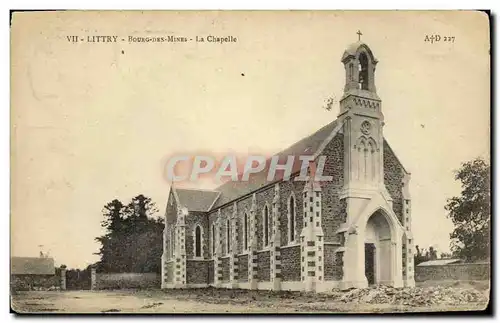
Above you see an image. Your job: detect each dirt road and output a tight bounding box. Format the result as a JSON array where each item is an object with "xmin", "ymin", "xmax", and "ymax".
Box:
[{"xmin": 11, "ymin": 282, "xmax": 489, "ymax": 314}]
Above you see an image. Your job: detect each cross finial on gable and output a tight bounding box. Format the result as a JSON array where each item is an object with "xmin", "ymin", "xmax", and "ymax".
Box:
[{"xmin": 357, "ymin": 30, "xmax": 363, "ymax": 41}]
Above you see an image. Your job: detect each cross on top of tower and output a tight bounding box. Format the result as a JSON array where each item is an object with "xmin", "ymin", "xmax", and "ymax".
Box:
[{"xmin": 357, "ymin": 30, "xmax": 363, "ymax": 42}]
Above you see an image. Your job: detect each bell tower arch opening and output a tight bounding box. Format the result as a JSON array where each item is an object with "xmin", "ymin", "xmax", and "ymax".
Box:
[
  {"xmin": 358, "ymin": 52, "xmax": 369, "ymax": 90},
  {"xmin": 341, "ymin": 39, "xmax": 378, "ymax": 96}
]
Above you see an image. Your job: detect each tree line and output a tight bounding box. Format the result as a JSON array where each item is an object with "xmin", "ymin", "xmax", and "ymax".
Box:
[{"xmin": 93, "ymin": 194, "xmax": 164, "ymax": 273}]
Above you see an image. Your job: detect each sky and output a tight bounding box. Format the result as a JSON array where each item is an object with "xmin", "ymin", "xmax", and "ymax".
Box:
[{"xmin": 11, "ymin": 11, "xmax": 490, "ymax": 268}]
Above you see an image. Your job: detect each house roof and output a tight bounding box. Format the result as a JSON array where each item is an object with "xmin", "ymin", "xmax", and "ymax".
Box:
[
  {"xmin": 11, "ymin": 257, "xmax": 55, "ymax": 275},
  {"xmin": 174, "ymin": 188, "xmax": 221, "ymax": 212},
  {"xmin": 211, "ymin": 119, "xmax": 341, "ymax": 208},
  {"xmin": 417, "ymin": 259, "xmax": 462, "ymax": 267}
]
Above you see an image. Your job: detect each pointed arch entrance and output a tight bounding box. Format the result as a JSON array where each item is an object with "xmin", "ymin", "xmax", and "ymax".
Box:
[{"xmin": 364, "ymin": 209, "xmax": 393, "ymax": 285}]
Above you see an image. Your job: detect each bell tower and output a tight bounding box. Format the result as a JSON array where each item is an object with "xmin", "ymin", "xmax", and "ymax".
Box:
[
  {"xmin": 339, "ymin": 37, "xmax": 392, "ymax": 207},
  {"xmin": 337, "ymin": 36, "xmax": 404, "ymax": 290}
]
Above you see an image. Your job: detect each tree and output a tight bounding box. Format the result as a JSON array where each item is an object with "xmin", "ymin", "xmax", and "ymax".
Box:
[
  {"xmin": 445, "ymin": 157, "xmax": 490, "ymax": 262},
  {"xmin": 94, "ymin": 195, "xmax": 164, "ymax": 273}
]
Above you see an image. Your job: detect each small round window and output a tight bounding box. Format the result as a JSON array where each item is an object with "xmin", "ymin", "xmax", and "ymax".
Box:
[{"xmin": 361, "ymin": 121, "xmax": 372, "ymax": 135}]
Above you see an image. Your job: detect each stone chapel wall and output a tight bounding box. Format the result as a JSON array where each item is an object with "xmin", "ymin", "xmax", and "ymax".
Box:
[
  {"xmin": 383, "ymin": 141, "xmax": 406, "ymax": 224},
  {"xmin": 185, "ymin": 211, "xmax": 209, "ymax": 260},
  {"xmin": 318, "ymin": 133, "xmax": 345, "ymax": 243}
]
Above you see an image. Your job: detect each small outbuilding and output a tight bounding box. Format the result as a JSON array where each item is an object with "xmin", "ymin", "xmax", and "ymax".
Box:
[{"xmin": 11, "ymin": 257, "xmax": 60, "ymax": 291}]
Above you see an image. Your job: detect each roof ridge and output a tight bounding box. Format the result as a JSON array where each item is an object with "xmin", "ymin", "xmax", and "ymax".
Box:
[
  {"xmin": 207, "ymin": 192, "xmax": 222, "ymax": 212},
  {"xmin": 175, "ymin": 187, "xmax": 220, "ymax": 193},
  {"xmin": 278, "ymin": 120, "xmax": 338, "ymax": 153},
  {"xmin": 215, "ymin": 119, "xmax": 338, "ymax": 191},
  {"xmin": 211, "ymin": 119, "xmax": 341, "ymax": 209}
]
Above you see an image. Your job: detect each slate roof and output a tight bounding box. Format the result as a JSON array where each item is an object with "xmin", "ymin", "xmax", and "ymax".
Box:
[
  {"xmin": 170, "ymin": 114, "xmax": 409, "ymax": 214},
  {"xmin": 169, "ymin": 120, "xmax": 340, "ymax": 213},
  {"xmin": 211, "ymin": 119, "xmax": 340, "ymax": 208},
  {"xmin": 11, "ymin": 257, "xmax": 55, "ymax": 275},
  {"xmin": 417, "ymin": 259, "xmax": 462, "ymax": 267},
  {"xmin": 175, "ymin": 188, "xmax": 220, "ymax": 212}
]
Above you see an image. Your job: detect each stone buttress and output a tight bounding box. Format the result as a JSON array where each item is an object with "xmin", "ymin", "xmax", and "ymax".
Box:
[
  {"xmin": 214, "ymin": 209, "xmax": 223, "ymax": 287},
  {"xmin": 229, "ymin": 202, "xmax": 239, "ymax": 288},
  {"xmin": 300, "ymin": 177, "xmax": 324, "ymax": 292},
  {"xmin": 270, "ymin": 184, "xmax": 282, "ymax": 291},
  {"xmin": 247, "ymin": 194, "xmax": 258, "ymax": 289},
  {"xmin": 173, "ymin": 207, "xmax": 187, "ymax": 287}
]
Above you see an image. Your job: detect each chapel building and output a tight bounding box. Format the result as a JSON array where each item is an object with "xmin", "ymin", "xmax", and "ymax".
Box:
[{"xmin": 161, "ymin": 41, "xmax": 415, "ymax": 292}]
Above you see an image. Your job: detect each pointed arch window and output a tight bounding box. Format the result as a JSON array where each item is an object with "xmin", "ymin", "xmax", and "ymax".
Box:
[
  {"xmin": 194, "ymin": 225, "xmax": 202, "ymax": 258},
  {"xmin": 226, "ymin": 220, "xmax": 231, "ymax": 255},
  {"xmin": 171, "ymin": 230, "xmax": 175, "ymax": 258},
  {"xmin": 263, "ymin": 205, "xmax": 270, "ymax": 247},
  {"xmin": 168, "ymin": 230, "xmax": 172, "ymax": 258},
  {"xmin": 244, "ymin": 213, "xmax": 249, "ymax": 251},
  {"xmin": 211, "ymin": 224, "xmax": 216, "ymax": 257},
  {"xmin": 288, "ymin": 195, "xmax": 296, "ymax": 243}
]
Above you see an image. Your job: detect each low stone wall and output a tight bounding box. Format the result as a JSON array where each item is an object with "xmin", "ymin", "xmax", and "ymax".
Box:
[
  {"xmin": 94, "ymin": 273, "xmax": 160, "ymax": 289},
  {"xmin": 415, "ymin": 263, "xmax": 490, "ymax": 282},
  {"xmin": 11, "ymin": 274, "xmax": 60, "ymax": 291}
]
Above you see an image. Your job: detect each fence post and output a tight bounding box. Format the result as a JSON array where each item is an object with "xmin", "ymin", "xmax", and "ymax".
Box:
[
  {"xmin": 60, "ymin": 265, "xmax": 67, "ymax": 290},
  {"xmin": 90, "ymin": 265, "xmax": 97, "ymax": 290}
]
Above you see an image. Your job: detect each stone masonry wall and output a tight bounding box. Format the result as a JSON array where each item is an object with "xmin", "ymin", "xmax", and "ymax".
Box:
[
  {"xmin": 221, "ymin": 257, "xmax": 230, "ymax": 282},
  {"xmin": 238, "ymin": 254, "xmax": 249, "ymax": 282},
  {"xmin": 320, "ymin": 133, "xmax": 346, "ymax": 243},
  {"xmin": 383, "ymin": 141, "xmax": 405, "ymax": 224},
  {"xmin": 324, "ymin": 244, "xmax": 336, "ymax": 281},
  {"xmin": 415, "ymin": 263, "xmax": 490, "ymax": 282},
  {"xmin": 220, "ymin": 206, "xmax": 232, "ymax": 256},
  {"xmin": 333, "ymin": 251, "xmax": 344, "ymax": 281},
  {"xmin": 208, "ymin": 260, "xmax": 214, "ymax": 284},
  {"xmin": 278, "ymin": 180, "xmax": 305, "ymax": 246},
  {"xmin": 257, "ymin": 251, "xmax": 270, "ymax": 282},
  {"xmin": 189, "ymin": 132, "xmax": 348, "ymax": 287},
  {"xmin": 255, "ymin": 187, "xmax": 274, "ymax": 250},
  {"xmin": 95, "ymin": 273, "xmax": 160, "ymax": 290},
  {"xmin": 185, "ymin": 212, "xmax": 209, "ymax": 259},
  {"xmin": 207, "ymin": 205, "xmax": 232, "ymax": 258},
  {"xmin": 280, "ymin": 246, "xmax": 300, "ymax": 281},
  {"xmin": 186, "ymin": 260, "xmax": 209, "ymax": 284},
  {"xmin": 11, "ymin": 274, "xmax": 60, "ymax": 291},
  {"xmin": 236, "ymin": 196, "xmax": 252, "ymax": 255}
]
